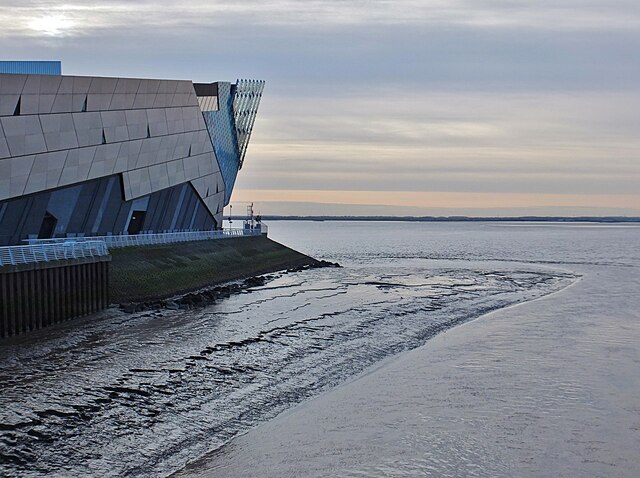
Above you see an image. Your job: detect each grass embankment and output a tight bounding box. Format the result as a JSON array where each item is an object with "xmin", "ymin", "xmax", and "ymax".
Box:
[{"xmin": 109, "ymin": 236, "xmax": 317, "ymax": 303}]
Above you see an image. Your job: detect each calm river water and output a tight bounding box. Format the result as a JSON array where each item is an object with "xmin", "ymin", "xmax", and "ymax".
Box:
[{"xmin": 1, "ymin": 221, "xmax": 639, "ymax": 477}]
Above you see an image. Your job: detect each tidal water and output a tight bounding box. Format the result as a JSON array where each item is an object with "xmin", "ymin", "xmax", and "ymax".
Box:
[{"xmin": 1, "ymin": 221, "xmax": 639, "ymax": 477}]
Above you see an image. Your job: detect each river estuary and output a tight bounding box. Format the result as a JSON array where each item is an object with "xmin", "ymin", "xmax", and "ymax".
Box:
[{"xmin": 1, "ymin": 221, "xmax": 638, "ymax": 477}]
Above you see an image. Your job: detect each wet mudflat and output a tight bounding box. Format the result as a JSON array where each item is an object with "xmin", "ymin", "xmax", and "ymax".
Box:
[
  {"xmin": 176, "ymin": 221, "xmax": 640, "ymax": 478},
  {"xmin": 1, "ymin": 221, "xmax": 638, "ymax": 477}
]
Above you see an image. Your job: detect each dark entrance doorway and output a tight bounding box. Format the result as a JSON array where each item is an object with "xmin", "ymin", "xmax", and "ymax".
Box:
[
  {"xmin": 38, "ymin": 212, "xmax": 58, "ymax": 239},
  {"xmin": 127, "ymin": 210, "xmax": 146, "ymax": 235}
]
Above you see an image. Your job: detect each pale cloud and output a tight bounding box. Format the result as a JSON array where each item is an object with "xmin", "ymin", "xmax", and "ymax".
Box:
[
  {"xmin": 27, "ymin": 13, "xmax": 76, "ymax": 36},
  {"xmin": 1, "ymin": 0, "xmax": 638, "ymax": 215},
  {"xmin": 2, "ymin": 0, "xmax": 640, "ymax": 35},
  {"xmin": 232, "ymin": 189, "xmax": 640, "ymax": 216},
  {"xmin": 235, "ymin": 91, "xmax": 640, "ymax": 198}
]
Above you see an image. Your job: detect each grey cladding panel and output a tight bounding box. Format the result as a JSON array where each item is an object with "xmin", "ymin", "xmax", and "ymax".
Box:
[
  {"xmin": 0, "ymin": 129, "xmax": 10, "ymax": 159},
  {"xmin": 88, "ymin": 77, "xmax": 118, "ymax": 94},
  {"xmin": 125, "ymin": 109, "xmax": 148, "ymax": 140},
  {"xmin": 183, "ymin": 155, "xmax": 200, "ymax": 181},
  {"xmin": 175, "ymin": 81, "xmax": 195, "ymax": 94},
  {"xmin": 182, "ymin": 106, "xmax": 202, "ymax": 131},
  {"xmin": 72, "ymin": 94, "xmax": 87, "ymax": 111},
  {"xmin": 0, "ymin": 72, "xmax": 231, "ymax": 226},
  {"xmin": 50, "ymin": 94, "xmax": 73, "ymax": 113},
  {"xmin": 40, "ymin": 113, "xmax": 79, "ymax": 151},
  {"xmin": 138, "ymin": 79, "xmax": 161, "ymax": 94},
  {"xmin": 24, "ymin": 150, "xmax": 68, "ymax": 194},
  {"xmin": 158, "ymin": 80, "xmax": 179, "ymax": 94},
  {"xmin": 88, "ymin": 143, "xmax": 120, "ymax": 179},
  {"xmin": 0, "ymin": 174, "xmax": 7, "ymax": 200},
  {"xmin": 0, "ymin": 155, "xmax": 35, "ymax": 201},
  {"xmin": 20, "ymin": 94, "xmax": 41, "ymax": 115},
  {"xmin": 0, "ymin": 75, "xmax": 27, "ymax": 95},
  {"xmin": 148, "ymin": 163, "xmax": 170, "ymax": 191},
  {"xmin": 46, "ymin": 80, "xmax": 88, "ymax": 113},
  {"xmin": 109, "ymin": 94, "xmax": 136, "ymax": 110},
  {"xmin": 153, "ymin": 94, "xmax": 173, "ymax": 108},
  {"xmin": 101, "ymin": 110, "xmax": 129, "ymax": 143},
  {"xmin": 87, "ymin": 94, "xmax": 113, "ymax": 111},
  {"xmin": 125, "ymin": 167, "xmax": 153, "ymax": 198},
  {"xmin": 136, "ymin": 136, "xmax": 162, "ymax": 169},
  {"xmin": 71, "ymin": 76, "xmax": 92, "ymax": 94},
  {"xmin": 1, "ymin": 154, "xmax": 35, "ymax": 177},
  {"xmin": 57, "ymin": 76, "xmax": 74, "ymax": 94},
  {"xmin": 73, "ymin": 112, "xmax": 104, "ymax": 147},
  {"xmin": 159, "ymin": 133, "xmax": 179, "ymax": 153},
  {"xmin": 22, "ymin": 75, "xmax": 62, "ymax": 95},
  {"xmin": 21, "ymin": 93, "xmax": 57, "ymax": 115},
  {"xmin": 147, "ymin": 108, "xmax": 169, "ymax": 136},
  {"xmin": 0, "ymin": 95, "xmax": 20, "ymax": 116},
  {"xmin": 166, "ymin": 158, "xmax": 186, "ymax": 185},
  {"xmin": 113, "ymin": 139, "xmax": 143, "ymax": 172},
  {"xmin": 114, "ymin": 78, "xmax": 141, "ymax": 94},
  {"xmin": 174, "ymin": 93, "xmax": 199, "ymax": 107},
  {"xmin": 133, "ymin": 93, "xmax": 156, "ymax": 109},
  {"xmin": 58, "ymin": 147, "xmax": 96, "ymax": 187},
  {"xmin": 1, "ymin": 114, "xmax": 42, "ymax": 135},
  {"xmin": 11, "ymin": 158, "xmax": 35, "ymax": 197},
  {"xmin": 0, "ymin": 115, "xmax": 47, "ymax": 156},
  {"xmin": 166, "ymin": 107, "xmax": 186, "ymax": 134}
]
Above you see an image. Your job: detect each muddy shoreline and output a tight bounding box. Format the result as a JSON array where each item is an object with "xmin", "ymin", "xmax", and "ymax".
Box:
[
  {"xmin": 109, "ymin": 236, "xmax": 324, "ymax": 303},
  {"xmin": 118, "ymin": 260, "xmax": 341, "ymax": 314}
]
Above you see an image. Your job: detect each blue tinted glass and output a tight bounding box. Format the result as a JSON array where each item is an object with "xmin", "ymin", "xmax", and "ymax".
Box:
[{"xmin": 202, "ymin": 82, "xmax": 241, "ymax": 205}]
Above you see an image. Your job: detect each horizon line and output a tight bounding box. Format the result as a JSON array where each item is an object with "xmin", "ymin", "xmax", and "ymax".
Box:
[{"xmin": 229, "ymin": 215, "xmax": 640, "ymax": 222}]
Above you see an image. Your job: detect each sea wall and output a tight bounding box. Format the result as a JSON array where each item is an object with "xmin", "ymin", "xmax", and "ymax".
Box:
[
  {"xmin": 109, "ymin": 235, "xmax": 318, "ymax": 303},
  {"xmin": 0, "ymin": 236, "xmax": 318, "ymax": 338},
  {"xmin": 0, "ymin": 256, "xmax": 111, "ymax": 338}
]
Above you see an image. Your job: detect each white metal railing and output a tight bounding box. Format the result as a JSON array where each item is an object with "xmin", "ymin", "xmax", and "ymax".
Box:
[
  {"xmin": 0, "ymin": 240, "xmax": 109, "ymax": 267},
  {"xmin": 25, "ymin": 226, "xmax": 267, "ymax": 250}
]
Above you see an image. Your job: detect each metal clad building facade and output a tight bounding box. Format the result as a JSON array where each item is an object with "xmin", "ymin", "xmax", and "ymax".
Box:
[
  {"xmin": 0, "ymin": 61, "xmax": 62, "ymax": 75},
  {"xmin": 0, "ymin": 70, "xmax": 263, "ymax": 245}
]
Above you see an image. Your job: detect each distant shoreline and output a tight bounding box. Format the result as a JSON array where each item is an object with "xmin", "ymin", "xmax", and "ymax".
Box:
[{"xmin": 230, "ymin": 216, "xmax": 640, "ymax": 223}]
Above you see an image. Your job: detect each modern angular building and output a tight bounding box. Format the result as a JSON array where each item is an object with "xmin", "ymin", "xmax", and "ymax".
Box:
[{"xmin": 0, "ymin": 62, "xmax": 264, "ymax": 246}]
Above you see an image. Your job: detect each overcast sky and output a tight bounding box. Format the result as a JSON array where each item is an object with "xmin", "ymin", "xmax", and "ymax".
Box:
[{"xmin": 2, "ymin": 0, "xmax": 639, "ymax": 215}]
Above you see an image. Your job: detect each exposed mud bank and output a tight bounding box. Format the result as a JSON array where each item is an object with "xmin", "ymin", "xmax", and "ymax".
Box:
[
  {"xmin": 119, "ymin": 260, "xmax": 341, "ymax": 313},
  {"xmin": 0, "ymin": 262, "xmax": 575, "ymax": 477}
]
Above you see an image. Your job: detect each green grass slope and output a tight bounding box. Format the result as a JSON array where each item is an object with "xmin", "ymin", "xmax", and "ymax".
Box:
[{"xmin": 109, "ymin": 236, "xmax": 316, "ymax": 303}]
